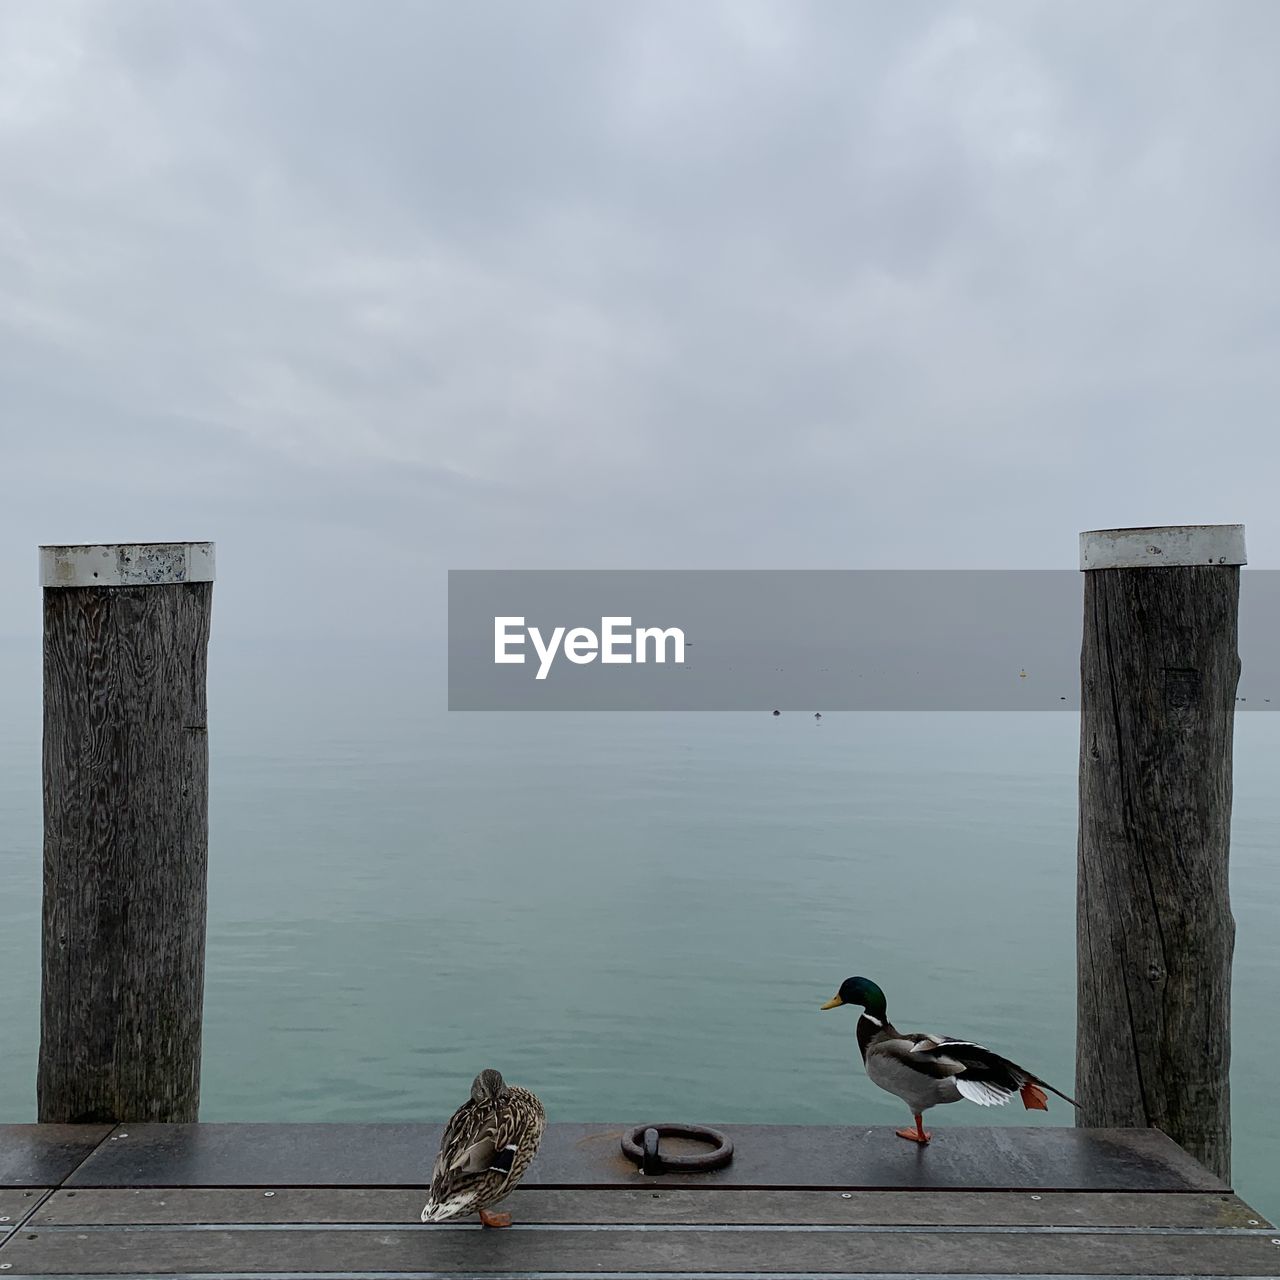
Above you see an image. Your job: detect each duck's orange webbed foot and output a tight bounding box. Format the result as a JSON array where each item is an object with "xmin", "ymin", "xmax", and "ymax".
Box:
[
  {"xmin": 895, "ymin": 1115, "xmax": 931, "ymax": 1144},
  {"xmin": 479, "ymin": 1209, "xmax": 512, "ymax": 1228},
  {"xmin": 1020, "ymin": 1082, "xmax": 1049, "ymax": 1111}
]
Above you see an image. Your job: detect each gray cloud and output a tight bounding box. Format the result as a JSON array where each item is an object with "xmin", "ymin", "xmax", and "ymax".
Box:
[{"xmin": 2, "ymin": 0, "xmax": 1279, "ymax": 641}]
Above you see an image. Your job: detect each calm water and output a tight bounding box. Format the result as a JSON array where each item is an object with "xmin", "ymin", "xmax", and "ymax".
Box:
[{"xmin": 0, "ymin": 639, "xmax": 1276, "ymax": 1220}]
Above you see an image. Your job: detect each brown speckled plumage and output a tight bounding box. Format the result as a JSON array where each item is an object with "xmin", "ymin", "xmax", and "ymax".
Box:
[{"xmin": 421, "ymin": 1069, "xmax": 545, "ymax": 1223}]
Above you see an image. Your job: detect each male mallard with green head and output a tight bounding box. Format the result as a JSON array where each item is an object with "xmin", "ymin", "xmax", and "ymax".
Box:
[
  {"xmin": 421, "ymin": 1069, "xmax": 545, "ymax": 1227},
  {"xmin": 821, "ymin": 976, "xmax": 1076, "ymax": 1144}
]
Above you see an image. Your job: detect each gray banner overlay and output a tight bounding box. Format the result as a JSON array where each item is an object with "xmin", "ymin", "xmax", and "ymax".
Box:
[{"xmin": 448, "ymin": 570, "xmax": 1280, "ymax": 711}]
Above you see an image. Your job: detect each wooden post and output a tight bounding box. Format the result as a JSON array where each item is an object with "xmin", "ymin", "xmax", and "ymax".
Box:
[
  {"xmin": 38, "ymin": 542, "xmax": 214, "ymax": 1124},
  {"xmin": 1076, "ymin": 524, "xmax": 1243, "ymax": 1181}
]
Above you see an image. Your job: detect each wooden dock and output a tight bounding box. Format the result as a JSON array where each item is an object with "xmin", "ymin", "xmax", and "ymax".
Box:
[{"xmin": 1, "ymin": 1123, "xmax": 1275, "ymax": 1277}]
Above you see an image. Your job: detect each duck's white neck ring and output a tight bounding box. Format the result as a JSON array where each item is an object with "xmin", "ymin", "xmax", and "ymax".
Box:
[{"xmin": 860, "ymin": 1012, "xmax": 883, "ymax": 1027}]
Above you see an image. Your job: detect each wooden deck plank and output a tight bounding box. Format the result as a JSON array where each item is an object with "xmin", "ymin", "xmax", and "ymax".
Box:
[
  {"xmin": 0, "ymin": 1189, "xmax": 50, "ymax": 1225},
  {"xmin": 1, "ymin": 1189, "xmax": 51, "ymax": 1256},
  {"xmin": 3, "ymin": 1123, "xmax": 1271, "ymax": 1278},
  {"xmin": 27, "ymin": 1187, "xmax": 1272, "ymax": 1229},
  {"xmin": 2, "ymin": 1223, "xmax": 1279, "ymax": 1276},
  {"xmin": 61, "ymin": 1124, "xmax": 1229, "ymax": 1192},
  {"xmin": 0, "ymin": 1126, "xmax": 111, "ymax": 1187}
]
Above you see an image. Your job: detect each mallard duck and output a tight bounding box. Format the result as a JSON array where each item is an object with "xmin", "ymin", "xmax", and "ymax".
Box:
[
  {"xmin": 821, "ymin": 976, "xmax": 1076, "ymax": 1144},
  {"xmin": 420, "ymin": 1069, "xmax": 546, "ymax": 1227}
]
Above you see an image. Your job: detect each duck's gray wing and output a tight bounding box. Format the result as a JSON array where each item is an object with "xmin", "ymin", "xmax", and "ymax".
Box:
[
  {"xmin": 908, "ymin": 1039, "xmax": 1077, "ymax": 1107},
  {"xmin": 880, "ymin": 1031, "xmax": 966, "ymax": 1075},
  {"xmin": 866, "ymin": 1032, "xmax": 966, "ymax": 1083}
]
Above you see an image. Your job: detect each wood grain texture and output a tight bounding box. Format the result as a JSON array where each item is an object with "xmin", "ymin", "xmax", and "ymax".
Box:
[
  {"xmin": 0, "ymin": 1126, "xmax": 112, "ymax": 1187},
  {"xmin": 1076, "ymin": 566, "xmax": 1238, "ymax": 1181},
  {"xmin": 4, "ymin": 1222, "xmax": 1280, "ymax": 1276},
  {"xmin": 59, "ymin": 1123, "xmax": 1228, "ymax": 1192},
  {"xmin": 39, "ymin": 582, "xmax": 212, "ymax": 1124},
  {"xmin": 29, "ymin": 1186, "xmax": 1270, "ymax": 1229},
  {"xmin": 0, "ymin": 1188, "xmax": 50, "ymax": 1230},
  {"xmin": 8, "ymin": 1120, "xmax": 1273, "ymax": 1279}
]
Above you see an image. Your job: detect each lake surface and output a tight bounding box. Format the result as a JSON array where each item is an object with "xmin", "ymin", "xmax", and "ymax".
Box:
[{"xmin": 1, "ymin": 640, "xmax": 1276, "ymax": 1219}]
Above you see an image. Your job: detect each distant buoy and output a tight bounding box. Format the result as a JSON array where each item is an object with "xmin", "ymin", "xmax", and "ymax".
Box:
[
  {"xmin": 772, "ymin": 709, "xmax": 781, "ymax": 717},
  {"xmin": 814, "ymin": 712, "xmax": 822, "ymax": 720},
  {"xmin": 1019, "ymin": 669, "xmax": 1028, "ymax": 679}
]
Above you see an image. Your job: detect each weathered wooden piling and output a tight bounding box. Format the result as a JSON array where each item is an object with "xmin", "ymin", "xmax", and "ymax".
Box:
[
  {"xmin": 1076, "ymin": 524, "xmax": 1243, "ymax": 1182},
  {"xmin": 38, "ymin": 542, "xmax": 214, "ymax": 1124}
]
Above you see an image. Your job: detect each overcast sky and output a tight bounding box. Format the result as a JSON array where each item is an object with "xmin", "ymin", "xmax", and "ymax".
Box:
[{"xmin": 2, "ymin": 1, "xmax": 1278, "ymax": 643}]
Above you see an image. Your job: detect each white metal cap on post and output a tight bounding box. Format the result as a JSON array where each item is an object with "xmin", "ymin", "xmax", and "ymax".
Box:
[
  {"xmin": 39, "ymin": 542, "xmax": 215, "ymax": 588},
  {"xmin": 1079, "ymin": 525, "xmax": 1246, "ymax": 570}
]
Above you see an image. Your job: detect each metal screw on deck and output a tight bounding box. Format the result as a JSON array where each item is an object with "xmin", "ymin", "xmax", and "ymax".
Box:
[
  {"xmin": 37, "ymin": 542, "xmax": 214, "ymax": 1124},
  {"xmin": 1076, "ymin": 524, "xmax": 1243, "ymax": 1182}
]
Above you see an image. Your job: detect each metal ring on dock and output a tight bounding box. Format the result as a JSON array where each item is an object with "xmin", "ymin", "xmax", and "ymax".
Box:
[{"xmin": 621, "ymin": 1123, "xmax": 734, "ymax": 1174}]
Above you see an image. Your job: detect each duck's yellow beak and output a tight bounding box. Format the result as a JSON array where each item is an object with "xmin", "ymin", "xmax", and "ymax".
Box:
[{"xmin": 820, "ymin": 995, "xmax": 843, "ymax": 1010}]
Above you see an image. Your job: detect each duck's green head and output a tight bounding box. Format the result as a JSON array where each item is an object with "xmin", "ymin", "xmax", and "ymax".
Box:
[{"xmin": 821, "ymin": 976, "xmax": 887, "ymax": 1019}]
